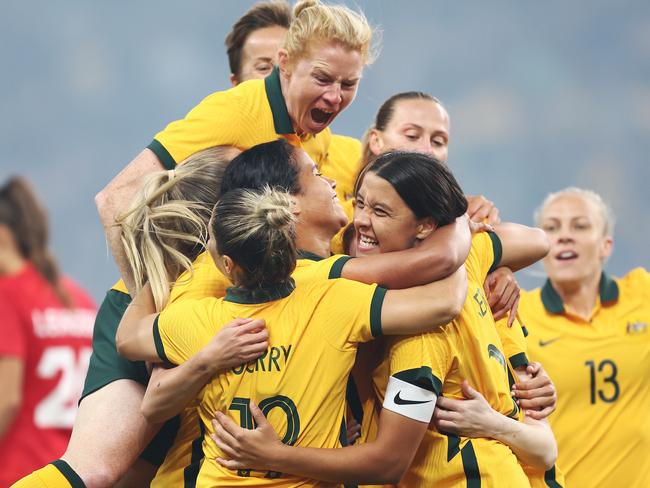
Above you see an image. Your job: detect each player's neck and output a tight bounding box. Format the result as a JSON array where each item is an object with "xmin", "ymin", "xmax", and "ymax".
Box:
[
  {"xmin": 0, "ymin": 246, "xmax": 26, "ymax": 277},
  {"xmin": 553, "ymin": 271, "xmax": 601, "ymax": 321},
  {"xmin": 296, "ymin": 227, "xmax": 332, "ymax": 260}
]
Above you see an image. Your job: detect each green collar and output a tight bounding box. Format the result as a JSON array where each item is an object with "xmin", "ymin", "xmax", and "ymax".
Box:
[
  {"xmin": 264, "ymin": 67, "xmax": 294, "ymax": 135},
  {"xmin": 540, "ymin": 272, "xmax": 619, "ymax": 314},
  {"xmin": 298, "ymin": 250, "xmax": 326, "ymax": 262},
  {"xmin": 225, "ymin": 278, "xmax": 296, "ymax": 304}
]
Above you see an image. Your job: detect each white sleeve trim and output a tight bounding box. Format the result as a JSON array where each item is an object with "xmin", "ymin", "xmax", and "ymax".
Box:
[{"xmin": 383, "ymin": 375, "xmax": 437, "ymax": 423}]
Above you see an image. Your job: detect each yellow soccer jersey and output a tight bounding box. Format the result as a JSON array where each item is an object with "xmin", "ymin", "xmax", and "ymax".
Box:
[
  {"xmin": 384, "ymin": 232, "xmax": 528, "ymax": 487},
  {"xmin": 524, "ymin": 267, "xmax": 650, "ymax": 488},
  {"xmin": 319, "ymin": 134, "xmax": 362, "ymax": 202},
  {"xmin": 155, "ymin": 276, "xmax": 385, "ymax": 487},
  {"xmin": 152, "ymin": 252, "xmax": 357, "ymax": 487},
  {"xmin": 148, "ymin": 67, "xmax": 329, "ymax": 170}
]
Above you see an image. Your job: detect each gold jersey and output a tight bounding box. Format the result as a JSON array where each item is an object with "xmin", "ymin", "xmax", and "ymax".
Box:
[{"xmin": 524, "ymin": 268, "xmax": 650, "ymax": 488}]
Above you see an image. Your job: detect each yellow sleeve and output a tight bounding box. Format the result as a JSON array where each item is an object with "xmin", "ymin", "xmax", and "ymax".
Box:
[
  {"xmin": 314, "ymin": 279, "xmax": 386, "ymax": 350},
  {"xmin": 147, "ymin": 88, "xmax": 246, "ymax": 168},
  {"xmin": 153, "ymin": 299, "xmax": 217, "ymax": 365},
  {"xmin": 388, "ymin": 331, "xmax": 453, "ymax": 396},
  {"xmin": 466, "ymin": 231, "xmax": 502, "ymax": 284},
  {"xmin": 494, "ymin": 317, "xmax": 529, "ymax": 369}
]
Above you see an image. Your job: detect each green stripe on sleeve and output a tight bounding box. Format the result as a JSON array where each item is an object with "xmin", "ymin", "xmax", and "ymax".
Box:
[
  {"xmin": 152, "ymin": 315, "xmax": 170, "ymax": 363},
  {"xmin": 544, "ymin": 465, "xmax": 563, "ymax": 488},
  {"xmin": 487, "ymin": 231, "xmax": 503, "ymax": 274},
  {"xmin": 328, "ymin": 256, "xmax": 353, "ymax": 279},
  {"xmin": 369, "ymin": 286, "xmax": 387, "ymax": 337},
  {"xmin": 147, "ymin": 139, "xmax": 176, "ymax": 170},
  {"xmin": 509, "ymin": 352, "xmax": 529, "ymax": 369},
  {"xmin": 393, "ymin": 367, "xmax": 443, "ymax": 395},
  {"xmin": 52, "ymin": 459, "xmax": 87, "ymax": 488}
]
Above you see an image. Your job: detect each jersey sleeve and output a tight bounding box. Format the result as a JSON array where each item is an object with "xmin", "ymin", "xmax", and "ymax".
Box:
[
  {"xmin": 153, "ymin": 299, "xmax": 216, "ymax": 365},
  {"xmin": 148, "ymin": 89, "xmax": 244, "ymax": 169},
  {"xmin": 466, "ymin": 232, "xmax": 502, "ymax": 284},
  {"xmin": 315, "ymin": 279, "xmax": 386, "ymax": 350},
  {"xmin": 0, "ymin": 294, "xmax": 26, "ymax": 359},
  {"xmin": 494, "ymin": 317, "xmax": 529, "ymax": 369},
  {"xmin": 382, "ymin": 332, "xmax": 452, "ymax": 422}
]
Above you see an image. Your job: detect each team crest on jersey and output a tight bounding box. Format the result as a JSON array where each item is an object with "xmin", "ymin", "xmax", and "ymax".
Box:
[{"xmin": 627, "ymin": 321, "xmax": 648, "ymax": 334}]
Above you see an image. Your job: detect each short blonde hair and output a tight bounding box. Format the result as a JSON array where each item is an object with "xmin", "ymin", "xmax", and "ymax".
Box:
[
  {"xmin": 284, "ymin": 0, "xmax": 377, "ymax": 64},
  {"xmin": 535, "ymin": 187, "xmax": 616, "ymax": 236}
]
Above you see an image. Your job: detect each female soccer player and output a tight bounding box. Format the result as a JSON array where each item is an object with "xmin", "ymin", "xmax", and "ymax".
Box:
[
  {"xmin": 11, "ymin": 148, "xmax": 264, "ymax": 487},
  {"xmin": 0, "ymin": 177, "xmax": 96, "ymax": 486},
  {"xmin": 97, "ymin": 0, "xmax": 377, "ymax": 293},
  {"xmin": 520, "ymin": 187, "xmax": 650, "ymax": 487},
  {"xmin": 116, "ymin": 172, "xmax": 473, "ymax": 487},
  {"xmin": 211, "ymin": 152, "xmax": 557, "ymax": 486}
]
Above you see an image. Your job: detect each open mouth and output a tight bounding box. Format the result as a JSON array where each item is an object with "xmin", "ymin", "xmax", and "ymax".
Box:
[
  {"xmin": 555, "ymin": 250, "xmax": 578, "ymax": 261},
  {"xmin": 310, "ymin": 107, "xmax": 334, "ymax": 126},
  {"xmin": 357, "ymin": 234, "xmax": 379, "ymax": 251}
]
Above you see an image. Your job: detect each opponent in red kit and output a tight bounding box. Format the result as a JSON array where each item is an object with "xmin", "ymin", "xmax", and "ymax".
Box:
[{"xmin": 0, "ymin": 177, "xmax": 96, "ymax": 486}]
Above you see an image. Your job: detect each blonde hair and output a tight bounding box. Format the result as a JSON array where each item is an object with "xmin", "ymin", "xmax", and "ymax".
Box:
[
  {"xmin": 118, "ymin": 146, "xmax": 233, "ymax": 311},
  {"xmin": 284, "ymin": 0, "xmax": 377, "ymax": 65},
  {"xmin": 535, "ymin": 187, "xmax": 616, "ymax": 236},
  {"xmin": 212, "ymin": 186, "xmax": 297, "ymax": 289}
]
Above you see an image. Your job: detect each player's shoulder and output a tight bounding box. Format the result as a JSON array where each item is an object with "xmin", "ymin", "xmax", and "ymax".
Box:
[
  {"xmin": 617, "ymin": 267, "xmax": 650, "ymax": 291},
  {"xmin": 329, "ymin": 133, "xmax": 362, "ymax": 151}
]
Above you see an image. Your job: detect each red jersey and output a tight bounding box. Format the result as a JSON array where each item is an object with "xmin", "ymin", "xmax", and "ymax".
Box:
[{"xmin": 0, "ymin": 263, "xmax": 96, "ymax": 485}]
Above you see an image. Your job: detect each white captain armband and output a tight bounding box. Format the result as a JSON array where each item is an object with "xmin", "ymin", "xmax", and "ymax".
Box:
[{"xmin": 383, "ymin": 375, "xmax": 437, "ymax": 423}]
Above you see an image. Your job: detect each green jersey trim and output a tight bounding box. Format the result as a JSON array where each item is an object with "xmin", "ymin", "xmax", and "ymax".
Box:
[{"xmin": 147, "ymin": 139, "xmax": 176, "ymax": 170}]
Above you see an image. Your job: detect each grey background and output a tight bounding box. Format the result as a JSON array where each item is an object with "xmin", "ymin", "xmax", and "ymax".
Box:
[{"xmin": 2, "ymin": 0, "xmax": 648, "ymax": 301}]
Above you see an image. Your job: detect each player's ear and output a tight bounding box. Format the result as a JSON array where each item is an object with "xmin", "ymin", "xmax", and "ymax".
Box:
[
  {"xmin": 368, "ymin": 128, "xmax": 384, "ymax": 157},
  {"xmin": 600, "ymin": 235, "xmax": 613, "ymax": 262},
  {"xmin": 415, "ymin": 217, "xmax": 436, "ymax": 240},
  {"xmin": 278, "ymin": 49, "xmax": 291, "ymax": 78},
  {"xmin": 229, "ymin": 73, "xmax": 239, "ymax": 87}
]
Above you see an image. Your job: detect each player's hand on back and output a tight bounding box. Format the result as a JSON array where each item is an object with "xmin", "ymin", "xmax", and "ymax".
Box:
[{"xmin": 206, "ymin": 318, "xmax": 269, "ymax": 372}]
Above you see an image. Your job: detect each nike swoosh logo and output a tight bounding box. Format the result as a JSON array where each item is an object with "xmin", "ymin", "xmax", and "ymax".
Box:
[
  {"xmin": 538, "ymin": 337, "xmax": 562, "ymax": 347},
  {"xmin": 394, "ymin": 391, "xmax": 433, "ymax": 406}
]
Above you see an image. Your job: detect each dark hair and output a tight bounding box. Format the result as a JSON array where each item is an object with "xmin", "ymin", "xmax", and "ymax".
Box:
[
  {"xmin": 225, "ymin": 1, "xmax": 292, "ymax": 80},
  {"xmin": 213, "ymin": 186, "xmax": 297, "ymax": 289},
  {"xmin": 221, "ymin": 139, "xmax": 301, "ymax": 195},
  {"xmin": 0, "ymin": 177, "xmax": 71, "ymax": 306},
  {"xmin": 361, "ymin": 91, "xmax": 441, "ymax": 168},
  {"xmin": 357, "ymin": 151, "xmax": 467, "ymax": 227}
]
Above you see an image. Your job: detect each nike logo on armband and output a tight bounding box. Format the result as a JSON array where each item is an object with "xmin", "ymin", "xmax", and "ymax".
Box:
[
  {"xmin": 394, "ymin": 391, "xmax": 434, "ymax": 406},
  {"xmin": 538, "ymin": 336, "xmax": 562, "ymax": 347}
]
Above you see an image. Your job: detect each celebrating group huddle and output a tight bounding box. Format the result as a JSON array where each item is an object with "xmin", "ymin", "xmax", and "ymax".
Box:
[{"xmin": 15, "ymin": 1, "xmax": 650, "ymax": 487}]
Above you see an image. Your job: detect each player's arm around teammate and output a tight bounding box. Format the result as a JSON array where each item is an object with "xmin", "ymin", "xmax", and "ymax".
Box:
[
  {"xmin": 96, "ymin": 0, "xmax": 375, "ymax": 293},
  {"xmin": 211, "ymin": 152, "xmax": 551, "ymax": 485}
]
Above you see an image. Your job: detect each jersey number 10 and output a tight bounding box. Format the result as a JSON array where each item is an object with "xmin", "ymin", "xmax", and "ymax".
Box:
[{"xmin": 229, "ymin": 395, "xmax": 300, "ymax": 478}]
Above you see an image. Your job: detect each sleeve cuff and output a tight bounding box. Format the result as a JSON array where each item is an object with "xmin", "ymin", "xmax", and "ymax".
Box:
[
  {"xmin": 370, "ymin": 286, "xmax": 387, "ymax": 337},
  {"xmin": 147, "ymin": 139, "xmax": 176, "ymax": 170},
  {"xmin": 487, "ymin": 231, "xmax": 503, "ymax": 274},
  {"xmin": 152, "ymin": 315, "xmax": 170, "ymax": 363}
]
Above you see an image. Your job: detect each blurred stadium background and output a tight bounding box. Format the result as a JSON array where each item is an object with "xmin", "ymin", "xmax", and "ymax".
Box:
[{"xmin": 1, "ymin": 0, "xmax": 648, "ymax": 300}]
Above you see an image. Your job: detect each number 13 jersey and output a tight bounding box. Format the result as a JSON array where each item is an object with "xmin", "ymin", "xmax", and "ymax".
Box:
[{"xmin": 524, "ymin": 268, "xmax": 650, "ymax": 488}]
